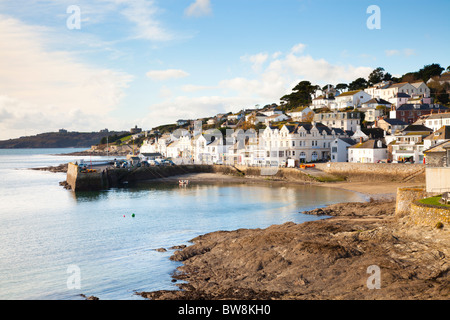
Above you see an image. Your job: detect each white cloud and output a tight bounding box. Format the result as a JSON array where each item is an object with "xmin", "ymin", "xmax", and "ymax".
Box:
[
  {"xmin": 185, "ymin": 0, "xmax": 212, "ymax": 17},
  {"xmin": 146, "ymin": 69, "xmax": 190, "ymax": 80},
  {"xmin": 119, "ymin": 0, "xmax": 173, "ymax": 41},
  {"xmin": 385, "ymin": 48, "xmax": 416, "ymax": 57},
  {"xmin": 181, "ymin": 84, "xmax": 216, "ymax": 92},
  {"xmin": 0, "ymin": 15, "xmax": 133, "ymax": 140},
  {"xmin": 403, "ymin": 48, "xmax": 416, "ymax": 57},
  {"xmin": 385, "ymin": 49, "xmax": 400, "ymax": 56},
  {"xmin": 290, "ymin": 43, "xmax": 307, "ymax": 54},
  {"xmin": 240, "ymin": 53, "xmax": 269, "ymax": 72}
]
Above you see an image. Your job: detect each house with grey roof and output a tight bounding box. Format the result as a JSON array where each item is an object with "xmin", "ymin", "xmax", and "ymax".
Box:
[
  {"xmin": 348, "ymin": 139, "xmax": 388, "ymax": 163},
  {"xmin": 331, "ymin": 137, "xmax": 357, "ymax": 162}
]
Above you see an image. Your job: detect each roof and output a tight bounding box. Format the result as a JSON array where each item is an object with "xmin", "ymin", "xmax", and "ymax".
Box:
[
  {"xmin": 424, "ymin": 126, "xmax": 450, "ymax": 141},
  {"xmin": 387, "ymin": 82, "xmax": 409, "ymax": 89},
  {"xmin": 394, "ymin": 92, "xmax": 411, "ymax": 98},
  {"xmin": 402, "ymin": 124, "xmax": 433, "ymax": 133},
  {"xmin": 337, "ymin": 137, "xmax": 357, "ymax": 145},
  {"xmin": 380, "ymin": 118, "xmax": 408, "ymax": 125},
  {"xmin": 396, "ymin": 103, "xmax": 448, "ymax": 111},
  {"xmin": 424, "ymin": 140, "xmax": 450, "ymax": 153},
  {"xmin": 361, "ymin": 128, "xmax": 385, "ymax": 139},
  {"xmin": 362, "ymin": 98, "xmax": 391, "ymax": 105},
  {"xmin": 266, "ymin": 113, "xmax": 286, "ymax": 119},
  {"xmin": 336, "ymin": 90, "xmax": 362, "ymax": 97},
  {"xmin": 289, "ymin": 106, "xmax": 310, "ymax": 113},
  {"xmin": 349, "ymin": 139, "xmax": 387, "ymax": 149},
  {"xmin": 424, "ymin": 112, "xmax": 450, "ymax": 120},
  {"xmin": 313, "ymin": 95, "xmax": 335, "ymax": 100}
]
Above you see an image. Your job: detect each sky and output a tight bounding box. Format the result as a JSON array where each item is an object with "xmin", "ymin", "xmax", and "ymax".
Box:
[{"xmin": 0, "ymin": 0, "xmax": 449, "ymax": 140}]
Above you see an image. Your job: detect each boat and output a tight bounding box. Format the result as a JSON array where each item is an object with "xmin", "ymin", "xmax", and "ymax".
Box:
[{"xmin": 178, "ymin": 179, "xmax": 189, "ymax": 186}]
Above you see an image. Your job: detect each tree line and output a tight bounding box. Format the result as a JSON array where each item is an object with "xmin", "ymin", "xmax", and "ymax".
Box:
[{"xmin": 280, "ymin": 63, "xmax": 450, "ymax": 108}]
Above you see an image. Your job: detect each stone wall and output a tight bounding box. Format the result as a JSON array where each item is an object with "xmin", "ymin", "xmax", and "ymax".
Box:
[
  {"xmin": 395, "ymin": 187, "xmax": 430, "ymax": 217},
  {"xmin": 66, "ymin": 162, "xmax": 105, "ymax": 191},
  {"xmin": 66, "ymin": 162, "xmax": 78, "ymax": 190},
  {"xmin": 315, "ymin": 162, "xmax": 425, "ymax": 182},
  {"xmin": 410, "ymin": 201, "xmax": 450, "ymax": 227},
  {"xmin": 395, "ymin": 186, "xmax": 450, "ymax": 227}
]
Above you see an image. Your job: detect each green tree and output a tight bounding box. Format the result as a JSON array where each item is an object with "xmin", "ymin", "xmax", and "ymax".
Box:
[
  {"xmin": 336, "ymin": 83, "xmax": 348, "ymax": 92},
  {"xmin": 280, "ymin": 80, "xmax": 316, "ymax": 107},
  {"xmin": 417, "ymin": 63, "xmax": 444, "ymax": 82},
  {"xmin": 348, "ymin": 77, "xmax": 368, "ymax": 91},
  {"xmin": 368, "ymin": 67, "xmax": 385, "ymax": 85}
]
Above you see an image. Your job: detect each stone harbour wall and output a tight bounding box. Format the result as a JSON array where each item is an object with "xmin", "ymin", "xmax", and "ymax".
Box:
[
  {"xmin": 395, "ymin": 186, "xmax": 450, "ymax": 227},
  {"xmin": 410, "ymin": 201, "xmax": 450, "ymax": 227},
  {"xmin": 315, "ymin": 162, "xmax": 425, "ymax": 182}
]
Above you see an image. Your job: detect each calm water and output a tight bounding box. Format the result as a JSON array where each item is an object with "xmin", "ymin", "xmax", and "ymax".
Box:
[{"xmin": 0, "ymin": 148, "xmax": 364, "ymax": 300}]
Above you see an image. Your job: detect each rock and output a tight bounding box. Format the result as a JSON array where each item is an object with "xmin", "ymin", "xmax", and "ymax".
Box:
[
  {"xmin": 155, "ymin": 248, "xmax": 167, "ymax": 252},
  {"xmin": 80, "ymin": 294, "xmax": 99, "ymax": 300},
  {"xmin": 169, "ymin": 245, "xmax": 187, "ymax": 250},
  {"xmin": 138, "ymin": 199, "xmax": 450, "ymax": 300}
]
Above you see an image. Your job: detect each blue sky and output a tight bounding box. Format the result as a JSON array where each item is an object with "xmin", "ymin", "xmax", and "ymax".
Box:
[{"xmin": 0, "ymin": 0, "xmax": 449, "ymax": 139}]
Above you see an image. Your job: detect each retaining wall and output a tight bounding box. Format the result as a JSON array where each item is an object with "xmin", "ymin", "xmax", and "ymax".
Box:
[
  {"xmin": 315, "ymin": 162, "xmax": 425, "ymax": 182},
  {"xmin": 395, "ymin": 187, "xmax": 430, "ymax": 217},
  {"xmin": 410, "ymin": 201, "xmax": 450, "ymax": 227}
]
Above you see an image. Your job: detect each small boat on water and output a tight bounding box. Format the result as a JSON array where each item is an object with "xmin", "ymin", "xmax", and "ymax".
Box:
[{"xmin": 179, "ymin": 179, "xmax": 189, "ymax": 186}]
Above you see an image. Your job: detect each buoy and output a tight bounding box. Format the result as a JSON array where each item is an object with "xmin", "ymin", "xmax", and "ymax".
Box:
[
  {"xmin": 123, "ymin": 215, "xmax": 125, "ymax": 218},
  {"xmin": 131, "ymin": 213, "xmax": 135, "ymax": 218}
]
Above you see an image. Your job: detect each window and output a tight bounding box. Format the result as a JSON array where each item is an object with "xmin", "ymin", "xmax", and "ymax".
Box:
[{"xmin": 292, "ymin": 141, "xmax": 295, "ymax": 147}]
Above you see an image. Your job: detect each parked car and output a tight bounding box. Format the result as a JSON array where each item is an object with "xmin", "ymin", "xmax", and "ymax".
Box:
[{"xmin": 148, "ymin": 160, "xmax": 160, "ymax": 166}]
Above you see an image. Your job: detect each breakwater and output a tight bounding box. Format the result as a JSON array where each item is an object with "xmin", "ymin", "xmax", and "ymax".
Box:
[{"xmin": 66, "ymin": 163, "xmax": 216, "ymax": 191}]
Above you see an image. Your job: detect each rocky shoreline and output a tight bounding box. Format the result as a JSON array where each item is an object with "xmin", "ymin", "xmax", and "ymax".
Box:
[{"xmin": 138, "ymin": 199, "xmax": 449, "ymax": 300}]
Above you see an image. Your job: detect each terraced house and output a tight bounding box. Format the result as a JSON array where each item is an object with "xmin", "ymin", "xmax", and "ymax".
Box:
[
  {"xmin": 313, "ymin": 111, "xmax": 361, "ymax": 132},
  {"xmin": 262, "ymin": 122, "xmax": 349, "ymax": 164}
]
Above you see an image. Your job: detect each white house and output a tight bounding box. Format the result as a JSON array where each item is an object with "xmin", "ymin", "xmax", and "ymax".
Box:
[
  {"xmin": 388, "ymin": 92, "xmax": 411, "ymax": 107},
  {"xmin": 386, "ymin": 124, "xmax": 432, "ymax": 163},
  {"xmin": 331, "ymin": 137, "xmax": 357, "ymax": 162},
  {"xmin": 423, "ymin": 126, "xmax": 450, "ymax": 152},
  {"xmin": 423, "ymin": 113, "xmax": 450, "ymax": 132},
  {"xmin": 245, "ymin": 112, "xmax": 267, "ymax": 125},
  {"xmin": 262, "ymin": 122, "xmax": 348, "ymax": 164},
  {"xmin": 264, "ymin": 113, "xmax": 289, "ymax": 126},
  {"xmin": 286, "ymin": 107, "xmax": 314, "ymax": 122},
  {"xmin": 261, "ymin": 107, "xmax": 283, "ymax": 117},
  {"xmin": 335, "ymin": 90, "xmax": 371, "ymax": 109},
  {"xmin": 311, "ymin": 95, "xmax": 336, "ymax": 110},
  {"xmin": 348, "ymin": 139, "xmax": 388, "ymax": 163},
  {"xmin": 410, "ymin": 81, "xmax": 431, "ymax": 97},
  {"xmin": 313, "ymin": 111, "xmax": 361, "ymax": 132},
  {"xmin": 360, "ymin": 98, "xmax": 392, "ymax": 109}
]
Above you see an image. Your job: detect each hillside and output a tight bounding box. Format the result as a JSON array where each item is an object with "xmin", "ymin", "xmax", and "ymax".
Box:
[{"xmin": 0, "ymin": 131, "xmax": 128, "ymax": 149}]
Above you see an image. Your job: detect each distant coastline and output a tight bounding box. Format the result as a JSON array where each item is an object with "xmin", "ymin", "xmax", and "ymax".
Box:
[{"xmin": 0, "ymin": 130, "xmax": 127, "ymax": 149}]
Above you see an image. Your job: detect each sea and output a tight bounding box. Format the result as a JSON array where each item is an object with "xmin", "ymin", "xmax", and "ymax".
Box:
[{"xmin": 0, "ymin": 148, "xmax": 365, "ymax": 300}]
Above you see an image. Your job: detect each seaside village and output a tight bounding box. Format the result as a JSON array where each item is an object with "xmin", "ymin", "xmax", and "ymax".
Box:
[
  {"xmin": 87, "ymin": 73, "xmax": 450, "ymax": 196},
  {"xmin": 130, "ymin": 77, "xmax": 450, "ymax": 170}
]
